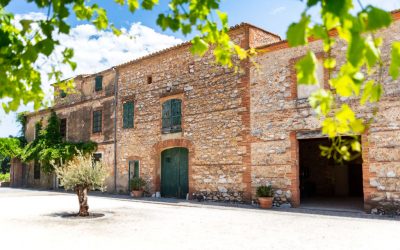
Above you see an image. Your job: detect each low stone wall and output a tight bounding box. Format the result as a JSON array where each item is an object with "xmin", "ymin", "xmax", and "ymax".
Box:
[
  {"xmin": 0, "ymin": 182, "xmax": 10, "ymax": 187},
  {"xmin": 192, "ymin": 190, "xmax": 245, "ymax": 202}
]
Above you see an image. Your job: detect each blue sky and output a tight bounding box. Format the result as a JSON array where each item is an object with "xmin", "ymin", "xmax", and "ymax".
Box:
[{"xmin": 1, "ymin": 0, "xmax": 400, "ymax": 137}]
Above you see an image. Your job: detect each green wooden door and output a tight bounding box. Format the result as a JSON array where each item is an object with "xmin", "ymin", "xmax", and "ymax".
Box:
[{"xmin": 161, "ymin": 147, "xmax": 188, "ymax": 199}]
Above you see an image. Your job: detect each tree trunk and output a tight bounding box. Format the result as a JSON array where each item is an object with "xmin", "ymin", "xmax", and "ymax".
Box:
[{"xmin": 75, "ymin": 185, "xmax": 89, "ymax": 216}]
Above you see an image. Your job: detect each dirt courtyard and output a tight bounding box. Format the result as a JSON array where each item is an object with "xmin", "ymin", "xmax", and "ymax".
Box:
[{"xmin": 0, "ymin": 188, "xmax": 399, "ymax": 250}]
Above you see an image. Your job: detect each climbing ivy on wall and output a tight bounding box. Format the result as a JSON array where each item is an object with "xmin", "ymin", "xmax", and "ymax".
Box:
[{"xmin": 0, "ymin": 110, "xmax": 97, "ymax": 173}]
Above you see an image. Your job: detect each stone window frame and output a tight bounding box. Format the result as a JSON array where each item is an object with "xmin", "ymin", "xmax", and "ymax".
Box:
[
  {"xmin": 288, "ymin": 51, "xmax": 331, "ymax": 101},
  {"xmin": 121, "ymin": 96, "xmax": 136, "ymax": 130},
  {"xmin": 160, "ymin": 93, "xmax": 184, "ymax": 134},
  {"xmin": 91, "ymin": 108, "xmax": 103, "ymax": 135}
]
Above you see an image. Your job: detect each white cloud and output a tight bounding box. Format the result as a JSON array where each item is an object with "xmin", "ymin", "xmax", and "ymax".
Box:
[
  {"xmin": 0, "ymin": 12, "xmax": 182, "ymax": 137},
  {"xmin": 271, "ymin": 6, "xmax": 286, "ymax": 15}
]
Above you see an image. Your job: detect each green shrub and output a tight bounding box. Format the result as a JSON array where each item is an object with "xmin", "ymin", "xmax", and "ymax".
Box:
[
  {"xmin": 0, "ymin": 173, "xmax": 10, "ymax": 182},
  {"xmin": 256, "ymin": 185, "xmax": 273, "ymax": 197},
  {"xmin": 129, "ymin": 177, "xmax": 146, "ymax": 191}
]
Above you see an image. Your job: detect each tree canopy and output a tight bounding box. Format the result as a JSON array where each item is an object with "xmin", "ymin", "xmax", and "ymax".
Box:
[
  {"xmin": 0, "ymin": 0, "xmax": 244, "ymax": 112},
  {"xmin": 287, "ymin": 0, "xmax": 399, "ymax": 160}
]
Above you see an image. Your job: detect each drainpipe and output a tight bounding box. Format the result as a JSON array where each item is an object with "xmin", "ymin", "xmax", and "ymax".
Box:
[{"xmin": 112, "ymin": 67, "xmax": 119, "ymax": 193}]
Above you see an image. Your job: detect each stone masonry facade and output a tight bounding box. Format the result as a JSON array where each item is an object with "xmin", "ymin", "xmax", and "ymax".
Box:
[{"xmin": 12, "ymin": 11, "xmax": 400, "ymax": 213}]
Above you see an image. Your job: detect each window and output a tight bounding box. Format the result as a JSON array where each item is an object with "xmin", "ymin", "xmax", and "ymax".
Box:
[
  {"xmin": 92, "ymin": 110, "xmax": 102, "ymax": 133},
  {"xmin": 93, "ymin": 153, "xmax": 102, "ymax": 162},
  {"xmin": 162, "ymin": 99, "xmax": 182, "ymax": 133},
  {"xmin": 34, "ymin": 122, "xmax": 41, "ymax": 140},
  {"xmin": 123, "ymin": 101, "xmax": 134, "ymax": 128},
  {"xmin": 92, "ymin": 153, "xmax": 102, "ymax": 168},
  {"xmin": 297, "ymin": 59, "xmax": 324, "ymax": 99},
  {"xmin": 60, "ymin": 118, "xmax": 67, "ymax": 139},
  {"xmin": 34, "ymin": 161, "xmax": 40, "ymax": 180},
  {"xmin": 95, "ymin": 75, "xmax": 103, "ymax": 92},
  {"xmin": 147, "ymin": 76, "xmax": 152, "ymax": 84},
  {"xmin": 60, "ymin": 90, "xmax": 67, "ymax": 98}
]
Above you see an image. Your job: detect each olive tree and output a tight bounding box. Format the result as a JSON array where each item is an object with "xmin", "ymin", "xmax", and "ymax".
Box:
[{"xmin": 55, "ymin": 152, "xmax": 107, "ymax": 217}]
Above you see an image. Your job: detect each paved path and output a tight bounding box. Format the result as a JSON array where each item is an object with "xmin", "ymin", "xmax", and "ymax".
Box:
[{"xmin": 0, "ymin": 188, "xmax": 399, "ymax": 250}]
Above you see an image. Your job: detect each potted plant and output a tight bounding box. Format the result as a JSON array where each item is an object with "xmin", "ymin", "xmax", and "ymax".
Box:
[
  {"xmin": 130, "ymin": 177, "xmax": 146, "ymax": 198},
  {"xmin": 256, "ymin": 185, "xmax": 274, "ymax": 209}
]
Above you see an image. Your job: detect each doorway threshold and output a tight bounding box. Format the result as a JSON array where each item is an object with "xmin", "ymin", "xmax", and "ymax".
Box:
[{"xmin": 299, "ymin": 197, "xmax": 364, "ymax": 213}]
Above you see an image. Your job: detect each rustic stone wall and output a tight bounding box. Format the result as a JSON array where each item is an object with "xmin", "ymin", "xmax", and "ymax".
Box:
[
  {"xmin": 115, "ymin": 25, "xmax": 262, "ymax": 198},
  {"xmin": 250, "ymin": 17, "xmax": 400, "ymax": 212}
]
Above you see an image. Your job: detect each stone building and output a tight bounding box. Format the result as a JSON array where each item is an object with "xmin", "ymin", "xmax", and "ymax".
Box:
[{"xmin": 11, "ymin": 11, "xmax": 400, "ymax": 213}]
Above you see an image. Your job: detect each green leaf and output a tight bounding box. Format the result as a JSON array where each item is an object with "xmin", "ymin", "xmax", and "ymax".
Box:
[
  {"xmin": 309, "ymin": 89, "xmax": 334, "ymax": 116},
  {"xmin": 287, "ymin": 13, "xmax": 310, "ymax": 47},
  {"xmin": 295, "ymin": 51, "xmax": 318, "ymax": 85},
  {"xmin": 364, "ymin": 6, "xmax": 392, "ymax": 31},
  {"xmin": 324, "ymin": 58, "xmax": 336, "ymax": 69},
  {"xmin": 323, "ymin": 0, "xmax": 353, "ymax": 17},
  {"xmin": 216, "ymin": 10, "xmax": 228, "ymax": 27},
  {"xmin": 348, "ymin": 32, "xmax": 365, "ymax": 67},
  {"xmin": 364, "ymin": 36, "xmax": 379, "ymax": 69},
  {"xmin": 127, "ymin": 0, "xmax": 139, "ymax": 12},
  {"xmin": 191, "ymin": 36, "xmax": 209, "ymax": 56},
  {"xmin": 307, "ymin": 0, "xmax": 320, "ymax": 7},
  {"xmin": 142, "ymin": 0, "xmax": 158, "ymax": 10},
  {"xmin": 351, "ymin": 140, "xmax": 361, "ymax": 152},
  {"xmin": 389, "ymin": 42, "xmax": 400, "ymax": 79}
]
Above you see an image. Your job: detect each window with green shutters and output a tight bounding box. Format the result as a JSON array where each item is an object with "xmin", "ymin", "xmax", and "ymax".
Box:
[
  {"xmin": 92, "ymin": 110, "xmax": 102, "ymax": 133},
  {"xmin": 162, "ymin": 99, "xmax": 182, "ymax": 133},
  {"xmin": 95, "ymin": 75, "xmax": 103, "ymax": 92},
  {"xmin": 123, "ymin": 101, "xmax": 134, "ymax": 128}
]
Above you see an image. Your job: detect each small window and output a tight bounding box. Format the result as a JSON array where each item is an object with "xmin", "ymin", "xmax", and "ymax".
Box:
[
  {"xmin": 60, "ymin": 90, "xmax": 67, "ymax": 98},
  {"xmin": 95, "ymin": 75, "xmax": 103, "ymax": 92},
  {"xmin": 34, "ymin": 122, "xmax": 41, "ymax": 140},
  {"xmin": 147, "ymin": 76, "xmax": 152, "ymax": 84},
  {"xmin": 162, "ymin": 99, "xmax": 182, "ymax": 133},
  {"xmin": 92, "ymin": 110, "xmax": 102, "ymax": 133},
  {"xmin": 92, "ymin": 153, "xmax": 102, "ymax": 168},
  {"xmin": 34, "ymin": 161, "xmax": 40, "ymax": 180},
  {"xmin": 123, "ymin": 101, "xmax": 134, "ymax": 128},
  {"xmin": 297, "ymin": 59, "xmax": 324, "ymax": 99},
  {"xmin": 93, "ymin": 153, "xmax": 102, "ymax": 162},
  {"xmin": 60, "ymin": 118, "xmax": 67, "ymax": 139}
]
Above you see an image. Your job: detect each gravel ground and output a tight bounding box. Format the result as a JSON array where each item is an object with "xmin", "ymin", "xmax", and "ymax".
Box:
[{"xmin": 0, "ymin": 188, "xmax": 399, "ymax": 250}]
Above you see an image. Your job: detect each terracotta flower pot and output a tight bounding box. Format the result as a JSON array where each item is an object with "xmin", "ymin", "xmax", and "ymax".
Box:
[
  {"xmin": 131, "ymin": 190, "xmax": 143, "ymax": 198},
  {"xmin": 258, "ymin": 197, "xmax": 273, "ymax": 209}
]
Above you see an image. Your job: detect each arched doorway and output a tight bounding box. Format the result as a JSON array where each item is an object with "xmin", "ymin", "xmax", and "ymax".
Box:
[{"xmin": 161, "ymin": 147, "xmax": 188, "ymax": 199}]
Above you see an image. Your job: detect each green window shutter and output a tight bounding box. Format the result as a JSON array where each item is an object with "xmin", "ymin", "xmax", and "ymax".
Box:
[
  {"xmin": 92, "ymin": 110, "xmax": 102, "ymax": 133},
  {"xmin": 134, "ymin": 160, "xmax": 139, "ymax": 177},
  {"xmin": 162, "ymin": 100, "xmax": 171, "ymax": 129},
  {"xmin": 123, "ymin": 101, "xmax": 134, "ymax": 128},
  {"xmin": 171, "ymin": 99, "xmax": 182, "ymax": 131},
  {"xmin": 95, "ymin": 75, "xmax": 103, "ymax": 91}
]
